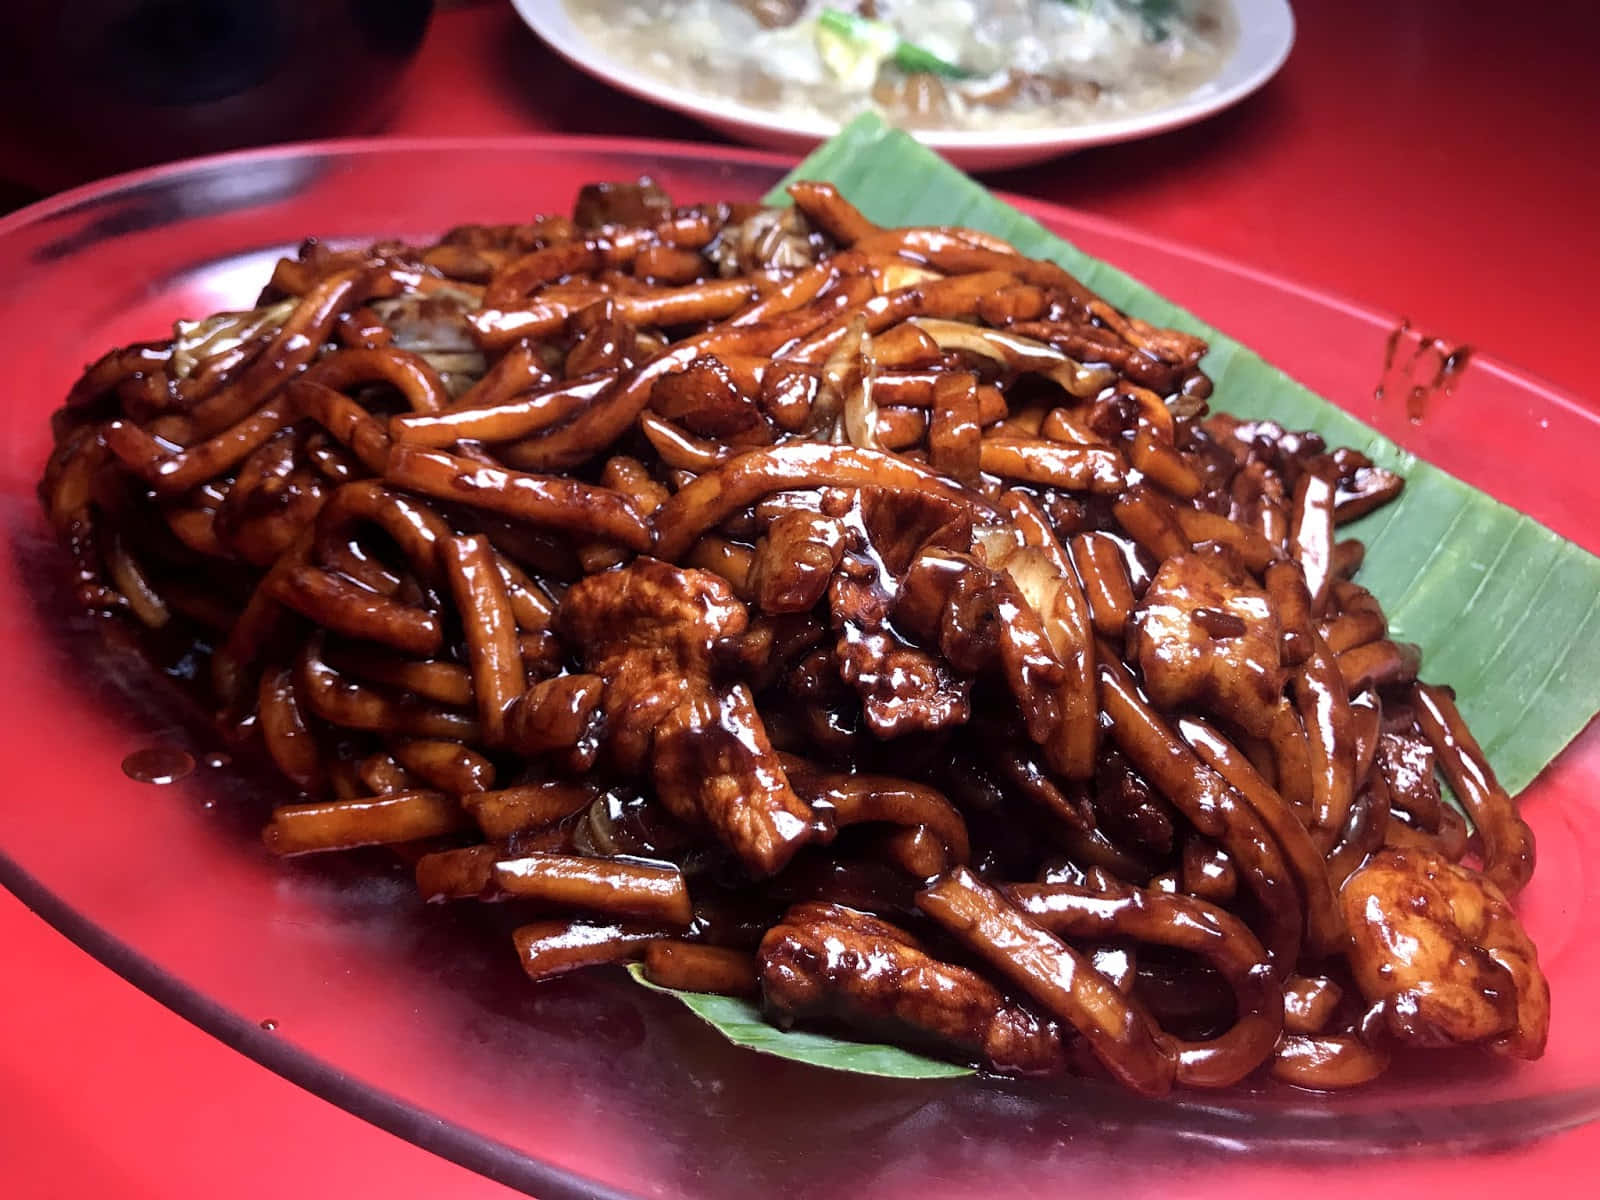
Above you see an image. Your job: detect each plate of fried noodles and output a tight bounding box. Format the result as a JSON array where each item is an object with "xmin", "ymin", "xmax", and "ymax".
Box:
[{"xmin": 2, "ymin": 126, "xmax": 1599, "ymax": 1198}]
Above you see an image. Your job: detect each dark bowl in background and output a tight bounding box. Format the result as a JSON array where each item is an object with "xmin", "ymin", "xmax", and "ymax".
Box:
[{"xmin": 0, "ymin": 0, "xmax": 434, "ymax": 193}]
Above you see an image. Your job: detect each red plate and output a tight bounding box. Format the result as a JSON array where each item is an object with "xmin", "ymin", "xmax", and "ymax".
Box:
[{"xmin": 1, "ymin": 137, "xmax": 1596, "ymax": 1199}]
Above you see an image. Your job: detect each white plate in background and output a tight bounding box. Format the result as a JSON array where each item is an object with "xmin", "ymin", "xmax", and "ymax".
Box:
[{"xmin": 512, "ymin": 0, "xmax": 1295, "ymax": 169}]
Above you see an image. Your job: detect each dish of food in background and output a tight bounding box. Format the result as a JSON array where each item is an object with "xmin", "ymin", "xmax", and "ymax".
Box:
[
  {"xmin": 512, "ymin": 0, "xmax": 1294, "ymax": 167},
  {"xmin": 572, "ymin": 1, "xmax": 1235, "ymax": 131}
]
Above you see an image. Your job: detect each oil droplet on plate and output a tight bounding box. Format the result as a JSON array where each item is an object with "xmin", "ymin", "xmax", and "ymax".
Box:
[{"xmin": 121, "ymin": 747, "xmax": 196, "ymax": 785}]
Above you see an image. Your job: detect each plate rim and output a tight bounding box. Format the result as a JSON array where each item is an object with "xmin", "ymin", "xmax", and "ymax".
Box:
[
  {"xmin": 508, "ymin": 0, "xmax": 1296, "ymax": 157},
  {"xmin": 0, "ymin": 842, "xmax": 638, "ymax": 1200}
]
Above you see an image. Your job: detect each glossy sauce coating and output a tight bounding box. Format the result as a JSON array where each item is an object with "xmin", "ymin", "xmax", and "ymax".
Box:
[{"xmin": 40, "ymin": 178, "xmax": 1544, "ymax": 1094}]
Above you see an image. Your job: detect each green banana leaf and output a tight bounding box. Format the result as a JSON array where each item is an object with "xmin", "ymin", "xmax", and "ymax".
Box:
[
  {"xmin": 770, "ymin": 114, "xmax": 1600, "ymax": 791},
  {"xmin": 635, "ymin": 113, "xmax": 1600, "ymax": 1078},
  {"xmin": 627, "ymin": 964, "xmax": 973, "ymax": 1077}
]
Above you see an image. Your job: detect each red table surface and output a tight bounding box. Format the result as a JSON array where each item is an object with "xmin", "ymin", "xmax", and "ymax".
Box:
[{"xmin": 3, "ymin": 3, "xmax": 1595, "ymax": 1197}]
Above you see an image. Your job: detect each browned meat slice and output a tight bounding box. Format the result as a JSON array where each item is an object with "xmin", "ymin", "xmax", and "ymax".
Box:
[
  {"xmin": 747, "ymin": 511, "xmax": 847, "ymax": 614},
  {"xmin": 651, "ymin": 357, "xmax": 766, "ymax": 439},
  {"xmin": 759, "ymin": 902, "xmax": 1067, "ymax": 1074},
  {"xmin": 651, "ymin": 684, "xmax": 816, "ymax": 876},
  {"xmin": 1341, "ymin": 847, "xmax": 1548, "ymax": 1059},
  {"xmin": 573, "ymin": 179, "xmax": 673, "ymax": 230},
  {"xmin": 559, "ymin": 558, "xmax": 815, "ymax": 875},
  {"xmin": 1128, "ymin": 553, "xmax": 1285, "ymax": 737},
  {"xmin": 895, "ymin": 547, "xmax": 998, "ymax": 672},
  {"xmin": 560, "ymin": 557, "xmax": 747, "ymax": 773},
  {"xmin": 834, "ymin": 624, "xmax": 972, "ymax": 737},
  {"xmin": 857, "ymin": 486, "xmax": 974, "ymax": 578}
]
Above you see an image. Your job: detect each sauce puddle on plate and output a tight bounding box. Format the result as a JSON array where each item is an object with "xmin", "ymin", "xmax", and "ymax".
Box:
[
  {"xmin": 121, "ymin": 746, "xmax": 196, "ymax": 785},
  {"xmin": 1375, "ymin": 317, "xmax": 1473, "ymax": 422}
]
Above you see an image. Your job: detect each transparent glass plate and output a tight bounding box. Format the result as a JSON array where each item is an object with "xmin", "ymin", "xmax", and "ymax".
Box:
[{"xmin": 1, "ymin": 138, "xmax": 1595, "ymax": 1199}]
